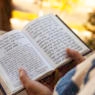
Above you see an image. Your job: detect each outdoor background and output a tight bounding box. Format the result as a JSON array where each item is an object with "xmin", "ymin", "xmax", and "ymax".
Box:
[{"xmin": 0, "ymin": 0, "xmax": 95, "ymax": 49}]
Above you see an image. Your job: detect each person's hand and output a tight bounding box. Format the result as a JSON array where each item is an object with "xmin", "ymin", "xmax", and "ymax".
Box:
[
  {"xmin": 19, "ymin": 68, "xmax": 52, "ymax": 95},
  {"xmin": 66, "ymin": 48, "xmax": 85, "ymax": 64},
  {"xmin": 19, "ymin": 48, "xmax": 85, "ymax": 95}
]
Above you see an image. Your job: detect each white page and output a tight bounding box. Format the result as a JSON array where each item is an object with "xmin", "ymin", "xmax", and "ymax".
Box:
[
  {"xmin": 0, "ymin": 30, "xmax": 53, "ymax": 93},
  {"xmin": 23, "ymin": 14, "xmax": 90, "ymax": 68}
]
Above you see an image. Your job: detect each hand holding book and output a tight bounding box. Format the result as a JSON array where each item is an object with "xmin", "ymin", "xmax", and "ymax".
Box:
[
  {"xmin": 19, "ymin": 68, "xmax": 52, "ymax": 95},
  {"xmin": 66, "ymin": 48, "xmax": 85, "ymax": 64},
  {"xmin": 19, "ymin": 49, "xmax": 84, "ymax": 95}
]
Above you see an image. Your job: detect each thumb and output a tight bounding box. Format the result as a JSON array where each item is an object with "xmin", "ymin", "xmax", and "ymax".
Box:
[
  {"xmin": 19, "ymin": 68, "xmax": 31, "ymax": 89},
  {"xmin": 19, "ymin": 68, "xmax": 51, "ymax": 94},
  {"xmin": 66, "ymin": 48, "xmax": 85, "ymax": 64}
]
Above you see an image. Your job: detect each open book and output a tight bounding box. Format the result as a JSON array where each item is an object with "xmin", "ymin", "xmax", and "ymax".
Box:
[{"xmin": 0, "ymin": 14, "xmax": 91, "ymax": 95}]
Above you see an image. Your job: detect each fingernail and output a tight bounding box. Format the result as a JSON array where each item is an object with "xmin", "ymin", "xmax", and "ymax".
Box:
[
  {"xmin": 19, "ymin": 68, "xmax": 24, "ymax": 76},
  {"xmin": 19, "ymin": 68, "xmax": 23, "ymax": 72},
  {"xmin": 66, "ymin": 48, "xmax": 72, "ymax": 53},
  {"xmin": 66, "ymin": 48, "xmax": 70, "ymax": 50}
]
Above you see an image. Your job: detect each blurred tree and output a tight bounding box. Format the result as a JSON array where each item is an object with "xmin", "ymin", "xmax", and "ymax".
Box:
[
  {"xmin": 0, "ymin": 0, "xmax": 13, "ymax": 31},
  {"xmin": 84, "ymin": 11, "xmax": 95, "ymax": 50}
]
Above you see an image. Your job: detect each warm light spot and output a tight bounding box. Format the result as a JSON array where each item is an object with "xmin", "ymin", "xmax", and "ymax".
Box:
[
  {"xmin": 10, "ymin": 18, "xmax": 29, "ymax": 30},
  {"xmin": 83, "ymin": 31, "xmax": 92, "ymax": 38},
  {"xmin": 39, "ymin": 10, "xmax": 44, "ymax": 17},
  {"xmin": 85, "ymin": 0, "xmax": 95, "ymax": 7}
]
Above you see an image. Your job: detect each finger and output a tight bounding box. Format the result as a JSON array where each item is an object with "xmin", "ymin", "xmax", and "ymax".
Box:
[
  {"xmin": 19, "ymin": 68, "xmax": 36, "ymax": 95},
  {"xmin": 19, "ymin": 68, "xmax": 31, "ymax": 88},
  {"xmin": 19, "ymin": 68, "xmax": 51, "ymax": 94},
  {"xmin": 66, "ymin": 48, "xmax": 85, "ymax": 63}
]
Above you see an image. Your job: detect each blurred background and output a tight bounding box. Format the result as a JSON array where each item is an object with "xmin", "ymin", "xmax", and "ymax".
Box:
[{"xmin": 0, "ymin": 0, "xmax": 95, "ymax": 49}]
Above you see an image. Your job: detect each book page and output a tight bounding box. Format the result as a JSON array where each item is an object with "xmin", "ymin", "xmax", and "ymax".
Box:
[
  {"xmin": 23, "ymin": 14, "xmax": 90, "ymax": 68},
  {"xmin": 0, "ymin": 30, "xmax": 53, "ymax": 93}
]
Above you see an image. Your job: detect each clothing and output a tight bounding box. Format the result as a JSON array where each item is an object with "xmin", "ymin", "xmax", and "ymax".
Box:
[{"xmin": 54, "ymin": 53, "xmax": 95, "ymax": 95}]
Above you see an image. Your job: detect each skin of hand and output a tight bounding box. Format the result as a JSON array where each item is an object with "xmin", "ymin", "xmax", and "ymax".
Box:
[
  {"xmin": 19, "ymin": 48, "xmax": 85, "ymax": 95},
  {"xmin": 19, "ymin": 68, "xmax": 52, "ymax": 95},
  {"xmin": 66, "ymin": 48, "xmax": 85, "ymax": 64}
]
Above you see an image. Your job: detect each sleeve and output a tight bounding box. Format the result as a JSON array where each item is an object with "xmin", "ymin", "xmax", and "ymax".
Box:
[{"xmin": 53, "ymin": 68, "xmax": 79, "ymax": 95}]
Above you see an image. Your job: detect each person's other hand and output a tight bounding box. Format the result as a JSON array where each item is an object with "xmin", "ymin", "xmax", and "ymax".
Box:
[
  {"xmin": 66, "ymin": 48, "xmax": 85, "ymax": 64},
  {"xmin": 19, "ymin": 68, "xmax": 52, "ymax": 95}
]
